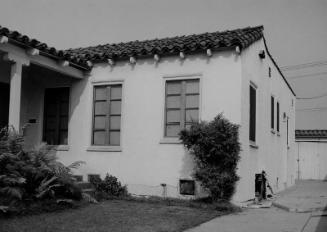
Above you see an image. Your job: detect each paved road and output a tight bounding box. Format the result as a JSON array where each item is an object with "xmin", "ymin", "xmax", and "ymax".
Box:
[{"xmin": 186, "ymin": 180, "xmax": 327, "ymax": 232}]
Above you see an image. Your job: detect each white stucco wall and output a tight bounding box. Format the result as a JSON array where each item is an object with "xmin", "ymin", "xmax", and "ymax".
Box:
[
  {"xmin": 235, "ymin": 39, "xmax": 297, "ymax": 201},
  {"xmin": 17, "ymin": 39, "xmax": 296, "ymax": 202},
  {"xmin": 55, "ymin": 51, "xmax": 243, "ymax": 198}
]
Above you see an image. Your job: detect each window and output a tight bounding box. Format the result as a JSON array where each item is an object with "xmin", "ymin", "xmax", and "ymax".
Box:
[
  {"xmin": 268, "ymin": 67, "xmax": 271, "ymax": 78},
  {"xmin": 92, "ymin": 85, "xmax": 122, "ymax": 146},
  {"xmin": 249, "ymin": 84, "xmax": 256, "ymax": 142},
  {"xmin": 277, "ymin": 101, "xmax": 280, "ymax": 132},
  {"xmin": 271, "ymin": 96, "xmax": 274, "ymax": 130},
  {"xmin": 287, "ymin": 117, "xmax": 289, "ymax": 146},
  {"xmin": 43, "ymin": 88, "xmax": 69, "ymax": 145},
  {"xmin": 165, "ymin": 79, "xmax": 199, "ymax": 137}
]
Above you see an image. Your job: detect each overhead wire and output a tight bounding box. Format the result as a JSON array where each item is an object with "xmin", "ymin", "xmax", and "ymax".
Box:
[
  {"xmin": 286, "ymin": 71, "xmax": 327, "ymax": 80},
  {"xmin": 280, "ymin": 60, "xmax": 327, "ymax": 71}
]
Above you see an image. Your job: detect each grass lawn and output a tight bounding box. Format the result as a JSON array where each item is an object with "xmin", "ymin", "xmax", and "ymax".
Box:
[{"xmin": 0, "ymin": 199, "xmax": 229, "ymax": 232}]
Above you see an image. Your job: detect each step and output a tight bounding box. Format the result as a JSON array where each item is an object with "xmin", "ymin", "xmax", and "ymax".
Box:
[{"xmin": 76, "ymin": 181, "xmax": 94, "ymax": 190}]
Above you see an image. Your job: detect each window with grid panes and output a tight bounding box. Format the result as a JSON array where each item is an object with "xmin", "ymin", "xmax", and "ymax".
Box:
[
  {"xmin": 43, "ymin": 88, "xmax": 69, "ymax": 145},
  {"xmin": 249, "ymin": 84, "xmax": 256, "ymax": 142},
  {"xmin": 165, "ymin": 79, "xmax": 199, "ymax": 137},
  {"xmin": 271, "ymin": 96, "xmax": 275, "ymax": 130},
  {"xmin": 92, "ymin": 85, "xmax": 122, "ymax": 145},
  {"xmin": 277, "ymin": 101, "xmax": 280, "ymax": 132}
]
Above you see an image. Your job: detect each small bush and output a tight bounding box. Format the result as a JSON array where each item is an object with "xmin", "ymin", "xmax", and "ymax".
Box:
[
  {"xmin": 90, "ymin": 173, "xmax": 128, "ymax": 199},
  {"xmin": 180, "ymin": 113, "xmax": 241, "ymax": 201}
]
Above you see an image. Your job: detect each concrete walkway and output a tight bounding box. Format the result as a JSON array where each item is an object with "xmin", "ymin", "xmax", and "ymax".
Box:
[
  {"xmin": 186, "ymin": 208, "xmax": 310, "ymax": 232},
  {"xmin": 273, "ymin": 180, "xmax": 327, "ymax": 212},
  {"xmin": 186, "ymin": 180, "xmax": 327, "ymax": 232}
]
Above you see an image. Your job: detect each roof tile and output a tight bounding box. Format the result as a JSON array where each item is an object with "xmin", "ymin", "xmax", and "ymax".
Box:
[{"xmin": 65, "ymin": 25, "xmax": 264, "ymax": 63}]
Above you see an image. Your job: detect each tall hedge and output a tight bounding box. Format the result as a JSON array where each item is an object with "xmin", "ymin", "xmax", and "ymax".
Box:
[{"xmin": 180, "ymin": 113, "xmax": 241, "ymax": 200}]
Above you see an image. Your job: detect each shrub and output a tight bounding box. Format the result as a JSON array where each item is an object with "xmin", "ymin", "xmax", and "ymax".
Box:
[
  {"xmin": 180, "ymin": 113, "xmax": 241, "ymax": 201},
  {"xmin": 90, "ymin": 173, "xmax": 128, "ymax": 199},
  {"xmin": 0, "ymin": 127, "xmax": 84, "ymax": 214}
]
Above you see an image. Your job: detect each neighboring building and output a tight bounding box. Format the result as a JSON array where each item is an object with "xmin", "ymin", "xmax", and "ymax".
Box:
[
  {"xmin": 295, "ymin": 130, "xmax": 327, "ymax": 180},
  {"xmin": 0, "ymin": 25, "xmax": 296, "ymax": 202},
  {"xmin": 284, "ymin": 62, "xmax": 327, "ymax": 181}
]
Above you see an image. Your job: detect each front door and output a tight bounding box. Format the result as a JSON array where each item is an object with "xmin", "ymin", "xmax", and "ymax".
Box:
[
  {"xmin": 0, "ymin": 82, "xmax": 9, "ymax": 129},
  {"xmin": 43, "ymin": 88, "xmax": 69, "ymax": 145}
]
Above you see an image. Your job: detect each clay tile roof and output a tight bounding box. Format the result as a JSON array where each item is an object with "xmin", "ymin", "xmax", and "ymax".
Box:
[
  {"xmin": 0, "ymin": 25, "xmax": 90, "ymax": 70},
  {"xmin": 295, "ymin": 130, "xmax": 327, "ymax": 139},
  {"xmin": 65, "ymin": 25, "xmax": 264, "ymax": 63}
]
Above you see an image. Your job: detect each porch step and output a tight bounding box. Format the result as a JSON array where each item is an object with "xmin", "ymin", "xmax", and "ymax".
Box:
[{"xmin": 76, "ymin": 181, "xmax": 93, "ymax": 190}]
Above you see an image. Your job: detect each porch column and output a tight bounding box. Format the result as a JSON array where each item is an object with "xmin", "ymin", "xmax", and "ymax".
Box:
[{"xmin": 3, "ymin": 53, "xmax": 30, "ymax": 132}]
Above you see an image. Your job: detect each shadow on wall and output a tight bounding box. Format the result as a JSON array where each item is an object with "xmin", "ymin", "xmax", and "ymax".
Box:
[{"xmin": 96, "ymin": 49, "xmax": 236, "ymax": 73}]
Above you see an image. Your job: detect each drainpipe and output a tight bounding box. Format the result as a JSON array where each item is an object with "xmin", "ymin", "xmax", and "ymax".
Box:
[{"xmin": 297, "ymin": 142, "xmax": 300, "ymax": 180}]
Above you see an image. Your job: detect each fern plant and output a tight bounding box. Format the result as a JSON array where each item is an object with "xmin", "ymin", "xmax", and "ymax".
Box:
[{"xmin": 0, "ymin": 127, "xmax": 85, "ymax": 211}]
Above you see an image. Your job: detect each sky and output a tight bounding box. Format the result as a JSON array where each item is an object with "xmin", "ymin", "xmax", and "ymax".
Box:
[
  {"xmin": 0, "ymin": 0, "xmax": 326, "ymax": 66},
  {"xmin": 0, "ymin": 0, "xmax": 327, "ymax": 128}
]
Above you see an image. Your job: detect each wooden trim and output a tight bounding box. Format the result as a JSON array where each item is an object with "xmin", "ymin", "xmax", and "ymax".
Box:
[
  {"xmin": 162, "ymin": 73, "xmax": 202, "ymax": 79},
  {"xmin": 91, "ymin": 84, "xmax": 122, "ymax": 146},
  {"xmin": 105, "ymin": 86, "xmax": 111, "ymax": 144},
  {"xmin": 180, "ymin": 80, "xmax": 186, "ymax": 132}
]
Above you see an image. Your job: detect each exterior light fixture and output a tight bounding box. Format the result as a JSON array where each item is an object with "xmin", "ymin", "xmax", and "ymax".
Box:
[{"xmin": 259, "ymin": 50, "xmax": 266, "ymax": 59}]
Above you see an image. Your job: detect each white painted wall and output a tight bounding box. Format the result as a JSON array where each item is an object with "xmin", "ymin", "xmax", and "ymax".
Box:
[
  {"xmin": 18, "ymin": 39, "xmax": 296, "ymax": 202},
  {"xmin": 235, "ymin": 39, "xmax": 297, "ymax": 201},
  {"xmin": 56, "ymin": 51, "xmax": 243, "ymax": 199},
  {"xmin": 297, "ymin": 140, "xmax": 327, "ymax": 180}
]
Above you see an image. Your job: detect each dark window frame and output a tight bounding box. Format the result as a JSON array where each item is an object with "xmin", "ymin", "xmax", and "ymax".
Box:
[
  {"xmin": 164, "ymin": 79, "xmax": 200, "ymax": 137},
  {"xmin": 271, "ymin": 96, "xmax": 275, "ymax": 130},
  {"xmin": 277, "ymin": 101, "xmax": 280, "ymax": 132},
  {"xmin": 92, "ymin": 84, "xmax": 122, "ymax": 146},
  {"xmin": 249, "ymin": 84, "xmax": 256, "ymax": 142},
  {"xmin": 43, "ymin": 87, "xmax": 70, "ymax": 145}
]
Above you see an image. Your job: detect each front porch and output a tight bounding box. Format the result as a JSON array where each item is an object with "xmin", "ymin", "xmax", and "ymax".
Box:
[{"xmin": 0, "ymin": 44, "xmax": 85, "ymax": 150}]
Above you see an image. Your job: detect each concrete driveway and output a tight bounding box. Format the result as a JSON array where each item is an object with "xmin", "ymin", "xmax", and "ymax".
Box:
[{"xmin": 185, "ymin": 180, "xmax": 327, "ymax": 232}]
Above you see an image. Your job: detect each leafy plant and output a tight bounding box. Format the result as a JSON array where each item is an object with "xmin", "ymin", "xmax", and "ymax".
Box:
[
  {"xmin": 90, "ymin": 173, "xmax": 128, "ymax": 199},
  {"xmin": 0, "ymin": 127, "xmax": 85, "ymax": 213},
  {"xmin": 180, "ymin": 113, "xmax": 241, "ymax": 200}
]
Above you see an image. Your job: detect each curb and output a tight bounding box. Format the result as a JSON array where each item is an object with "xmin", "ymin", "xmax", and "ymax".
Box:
[{"xmin": 272, "ymin": 201, "xmax": 325, "ymax": 213}]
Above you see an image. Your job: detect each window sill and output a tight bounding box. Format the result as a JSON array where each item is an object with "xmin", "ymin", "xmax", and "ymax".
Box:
[
  {"xmin": 249, "ymin": 141, "xmax": 259, "ymax": 149},
  {"xmin": 87, "ymin": 146, "xmax": 122, "ymax": 152},
  {"xmin": 277, "ymin": 132, "xmax": 280, "ymax": 136},
  {"xmin": 160, "ymin": 137, "xmax": 182, "ymax": 144},
  {"xmin": 271, "ymin": 129, "xmax": 276, "ymax": 134},
  {"xmin": 45, "ymin": 145, "xmax": 69, "ymax": 151}
]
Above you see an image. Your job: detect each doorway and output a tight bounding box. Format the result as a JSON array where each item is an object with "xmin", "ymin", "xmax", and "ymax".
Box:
[{"xmin": 0, "ymin": 82, "xmax": 9, "ymax": 129}]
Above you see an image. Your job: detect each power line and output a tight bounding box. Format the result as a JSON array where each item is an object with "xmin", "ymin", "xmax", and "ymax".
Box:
[
  {"xmin": 297, "ymin": 92, "xmax": 327, "ymax": 100},
  {"xmin": 297, "ymin": 106, "xmax": 327, "ymax": 112},
  {"xmin": 286, "ymin": 71, "xmax": 327, "ymax": 80},
  {"xmin": 280, "ymin": 60, "xmax": 327, "ymax": 71}
]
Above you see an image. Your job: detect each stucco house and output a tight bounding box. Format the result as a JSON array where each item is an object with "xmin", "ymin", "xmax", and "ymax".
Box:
[{"xmin": 0, "ymin": 25, "xmax": 297, "ymax": 202}]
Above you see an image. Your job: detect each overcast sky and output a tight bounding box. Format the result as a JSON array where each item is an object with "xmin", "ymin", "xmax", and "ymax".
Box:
[
  {"xmin": 0, "ymin": 0, "xmax": 326, "ymax": 67},
  {"xmin": 1, "ymin": 0, "xmax": 327, "ymax": 128}
]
